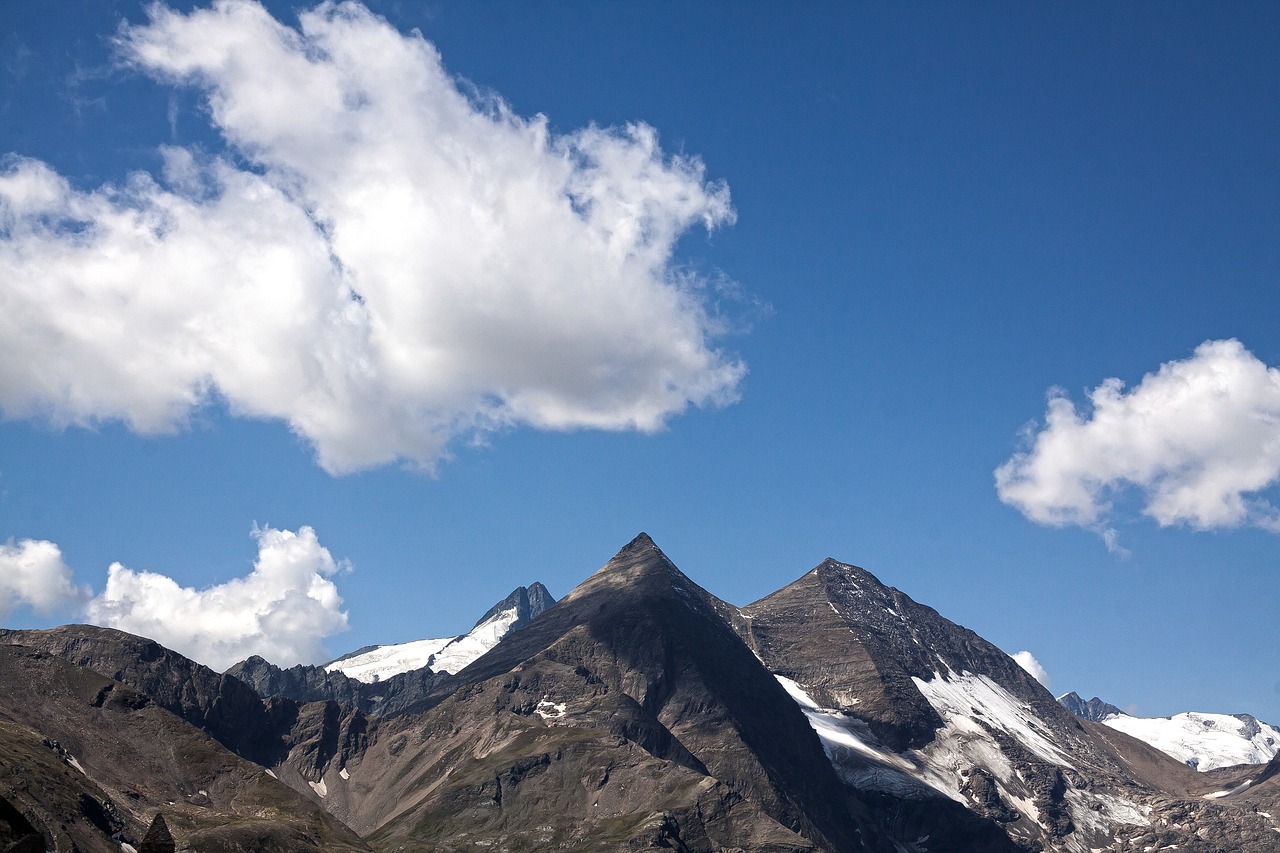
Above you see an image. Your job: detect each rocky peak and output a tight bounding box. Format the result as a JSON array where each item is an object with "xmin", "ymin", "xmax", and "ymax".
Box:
[
  {"xmin": 1057, "ymin": 691, "xmax": 1122, "ymax": 722},
  {"xmin": 472, "ymin": 581, "xmax": 556, "ymax": 630}
]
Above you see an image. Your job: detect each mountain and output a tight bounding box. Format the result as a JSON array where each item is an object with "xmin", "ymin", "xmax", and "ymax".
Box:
[
  {"xmin": 226, "ymin": 583, "xmax": 554, "ymax": 718},
  {"xmin": 5, "ymin": 535, "xmax": 1280, "ymax": 852},
  {"xmin": 328, "ymin": 582, "xmax": 556, "ymax": 681},
  {"xmin": 1057, "ymin": 691, "xmax": 1123, "ymax": 722},
  {"xmin": 734, "ymin": 557, "xmax": 1280, "ymax": 852}
]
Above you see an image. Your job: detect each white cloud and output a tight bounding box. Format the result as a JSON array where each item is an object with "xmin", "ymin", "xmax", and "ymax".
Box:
[
  {"xmin": 0, "ymin": 538, "xmax": 90, "ymax": 621},
  {"xmin": 85, "ymin": 525, "xmax": 349, "ymax": 670},
  {"xmin": 1011, "ymin": 650, "xmax": 1050, "ymax": 689},
  {"xmin": 0, "ymin": 0, "xmax": 743, "ymax": 473},
  {"xmin": 996, "ymin": 339, "xmax": 1280, "ymax": 541}
]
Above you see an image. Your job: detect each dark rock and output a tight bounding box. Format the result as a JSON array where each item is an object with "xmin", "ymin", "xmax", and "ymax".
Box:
[
  {"xmin": 1057, "ymin": 691, "xmax": 1122, "ymax": 722},
  {"xmin": 961, "ymin": 768, "xmax": 1021, "ymax": 824},
  {"xmin": 137, "ymin": 813, "xmax": 174, "ymax": 853}
]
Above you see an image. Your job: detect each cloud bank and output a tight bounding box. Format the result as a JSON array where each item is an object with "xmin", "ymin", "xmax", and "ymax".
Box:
[
  {"xmin": 1011, "ymin": 650, "xmax": 1050, "ymax": 689},
  {"xmin": 0, "ymin": 0, "xmax": 742, "ymax": 473},
  {"xmin": 996, "ymin": 339, "xmax": 1280, "ymax": 539},
  {"xmin": 85, "ymin": 525, "xmax": 349, "ymax": 670},
  {"xmin": 0, "ymin": 538, "xmax": 90, "ymax": 621}
]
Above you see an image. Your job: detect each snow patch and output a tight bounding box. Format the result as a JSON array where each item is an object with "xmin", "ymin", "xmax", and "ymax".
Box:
[
  {"xmin": 265, "ymin": 768, "xmax": 277, "ymax": 778},
  {"xmin": 339, "ymin": 767, "xmax": 350, "ymax": 780},
  {"xmin": 1067, "ymin": 789, "xmax": 1149, "ymax": 836},
  {"xmin": 1204, "ymin": 778, "xmax": 1253, "ymax": 799},
  {"xmin": 775, "ymin": 677, "xmax": 907, "ymax": 771},
  {"xmin": 309, "ymin": 779, "xmax": 328, "ymax": 798},
  {"xmin": 65, "ymin": 755, "xmax": 86, "ymax": 775},
  {"xmin": 536, "ymin": 699, "xmax": 567, "ymax": 720}
]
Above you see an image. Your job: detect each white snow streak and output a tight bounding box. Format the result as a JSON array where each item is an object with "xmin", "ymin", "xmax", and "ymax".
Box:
[{"xmin": 913, "ymin": 671, "xmax": 1071, "ymax": 766}]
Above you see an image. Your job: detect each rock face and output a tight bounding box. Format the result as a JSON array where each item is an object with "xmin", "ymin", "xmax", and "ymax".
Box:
[
  {"xmin": 225, "ymin": 653, "xmax": 448, "ymax": 718},
  {"xmin": 0, "ymin": 793, "xmax": 43, "ymax": 852},
  {"xmin": 137, "ymin": 813, "xmax": 174, "ymax": 853},
  {"xmin": 1058, "ymin": 691, "xmax": 1122, "ymax": 722}
]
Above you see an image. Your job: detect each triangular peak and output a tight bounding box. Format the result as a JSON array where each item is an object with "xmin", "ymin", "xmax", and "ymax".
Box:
[{"xmin": 555, "ymin": 533, "xmax": 715, "ymax": 610}]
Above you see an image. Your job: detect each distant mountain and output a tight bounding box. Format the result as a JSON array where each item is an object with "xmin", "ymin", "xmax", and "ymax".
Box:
[
  {"xmin": 327, "ymin": 582, "xmax": 555, "ymax": 680},
  {"xmin": 6, "ymin": 536, "xmax": 1280, "ymax": 851},
  {"xmin": 1057, "ymin": 691, "xmax": 1280, "ymax": 771},
  {"xmin": 1057, "ymin": 691, "xmax": 1123, "ymax": 722},
  {"xmin": 226, "ymin": 583, "xmax": 554, "ymax": 716},
  {"xmin": 1105, "ymin": 711, "xmax": 1280, "ymax": 772}
]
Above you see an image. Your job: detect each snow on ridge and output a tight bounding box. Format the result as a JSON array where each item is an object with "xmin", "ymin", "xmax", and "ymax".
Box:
[
  {"xmin": 1103, "ymin": 711, "xmax": 1280, "ymax": 771},
  {"xmin": 327, "ymin": 606, "xmax": 522, "ymax": 683}
]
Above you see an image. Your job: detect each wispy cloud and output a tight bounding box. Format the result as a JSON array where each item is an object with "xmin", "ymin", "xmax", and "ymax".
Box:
[
  {"xmin": 85, "ymin": 525, "xmax": 349, "ymax": 671},
  {"xmin": 996, "ymin": 339, "xmax": 1280, "ymax": 547},
  {"xmin": 0, "ymin": 0, "xmax": 743, "ymax": 474}
]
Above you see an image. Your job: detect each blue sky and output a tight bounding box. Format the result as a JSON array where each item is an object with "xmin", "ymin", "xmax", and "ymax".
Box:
[{"xmin": 1, "ymin": 1, "xmax": 1278, "ymax": 720}]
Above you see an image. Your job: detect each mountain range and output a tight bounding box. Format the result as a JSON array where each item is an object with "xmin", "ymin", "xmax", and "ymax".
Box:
[{"xmin": 2, "ymin": 533, "xmax": 1277, "ymax": 851}]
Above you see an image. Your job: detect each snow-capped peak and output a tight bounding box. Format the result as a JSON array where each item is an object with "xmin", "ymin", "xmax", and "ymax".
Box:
[
  {"xmin": 324, "ymin": 583, "xmax": 554, "ymax": 683},
  {"xmin": 1101, "ymin": 710, "xmax": 1280, "ymax": 771},
  {"xmin": 327, "ymin": 606, "xmax": 521, "ymax": 682}
]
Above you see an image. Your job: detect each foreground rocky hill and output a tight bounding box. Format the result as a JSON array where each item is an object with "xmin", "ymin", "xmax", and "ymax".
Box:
[
  {"xmin": 0, "ymin": 642, "xmax": 368, "ymax": 852},
  {"xmin": 3, "ymin": 534, "xmax": 1278, "ymax": 851}
]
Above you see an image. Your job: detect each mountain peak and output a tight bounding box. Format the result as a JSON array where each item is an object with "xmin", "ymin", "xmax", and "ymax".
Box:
[
  {"xmin": 1058, "ymin": 691, "xmax": 1123, "ymax": 722},
  {"xmin": 561, "ymin": 532, "xmax": 692, "ymax": 605}
]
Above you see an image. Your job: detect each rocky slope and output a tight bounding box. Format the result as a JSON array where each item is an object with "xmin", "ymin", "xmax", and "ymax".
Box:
[{"xmin": 0, "ymin": 642, "xmax": 369, "ymax": 853}]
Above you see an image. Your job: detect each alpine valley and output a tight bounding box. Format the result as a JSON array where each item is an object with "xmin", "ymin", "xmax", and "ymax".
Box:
[{"xmin": 2, "ymin": 534, "xmax": 1277, "ymax": 852}]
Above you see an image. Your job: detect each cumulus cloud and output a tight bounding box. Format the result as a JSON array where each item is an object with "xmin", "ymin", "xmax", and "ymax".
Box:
[
  {"xmin": 1011, "ymin": 650, "xmax": 1050, "ymax": 689},
  {"xmin": 0, "ymin": 538, "xmax": 90, "ymax": 621},
  {"xmin": 85, "ymin": 525, "xmax": 349, "ymax": 670},
  {"xmin": 996, "ymin": 339, "xmax": 1280, "ymax": 541},
  {"xmin": 0, "ymin": 0, "xmax": 743, "ymax": 473}
]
